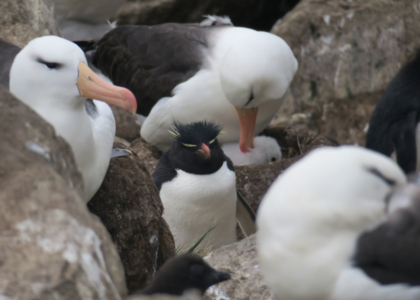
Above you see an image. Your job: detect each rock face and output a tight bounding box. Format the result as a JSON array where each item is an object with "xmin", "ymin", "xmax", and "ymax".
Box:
[
  {"xmin": 273, "ymin": 0, "xmax": 420, "ymax": 109},
  {"xmin": 127, "ymin": 295, "xmax": 185, "ymax": 300},
  {"xmin": 0, "ymin": 86, "xmax": 126, "ymax": 299},
  {"xmin": 0, "ymin": 0, "xmax": 60, "ymax": 47},
  {"xmin": 111, "ymin": 105, "xmax": 141, "ymax": 143},
  {"xmin": 88, "ymin": 143, "xmax": 175, "ymax": 294},
  {"xmin": 271, "ymin": 0, "xmax": 420, "ymax": 145},
  {"xmin": 117, "ymin": 0, "xmax": 300, "ymax": 31},
  {"xmin": 130, "ymin": 138, "xmax": 163, "ymax": 175},
  {"xmin": 204, "ymin": 235, "xmax": 273, "ymax": 300}
]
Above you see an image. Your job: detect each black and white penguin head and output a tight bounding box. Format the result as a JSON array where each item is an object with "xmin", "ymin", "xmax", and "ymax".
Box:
[
  {"xmin": 139, "ymin": 253, "xmax": 230, "ymax": 296},
  {"xmin": 169, "ymin": 121, "xmax": 226, "ymax": 174}
]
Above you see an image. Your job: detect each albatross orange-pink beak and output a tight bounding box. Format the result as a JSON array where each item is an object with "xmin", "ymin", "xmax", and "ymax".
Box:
[
  {"xmin": 235, "ymin": 107, "xmax": 258, "ymax": 153},
  {"xmin": 77, "ymin": 62, "xmax": 137, "ymax": 113}
]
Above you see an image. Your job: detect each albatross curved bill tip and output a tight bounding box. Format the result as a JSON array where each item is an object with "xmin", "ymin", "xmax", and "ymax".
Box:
[
  {"xmin": 235, "ymin": 107, "xmax": 258, "ymax": 153},
  {"xmin": 77, "ymin": 62, "xmax": 137, "ymax": 113}
]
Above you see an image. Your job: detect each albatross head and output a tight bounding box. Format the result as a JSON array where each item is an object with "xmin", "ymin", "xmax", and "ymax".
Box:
[
  {"xmin": 10, "ymin": 35, "xmax": 136, "ymax": 113},
  {"xmin": 256, "ymin": 146, "xmax": 406, "ymax": 300},
  {"xmin": 219, "ymin": 31, "xmax": 297, "ymax": 153}
]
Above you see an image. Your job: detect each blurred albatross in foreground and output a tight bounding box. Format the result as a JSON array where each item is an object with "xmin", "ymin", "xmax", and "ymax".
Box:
[
  {"xmin": 9, "ymin": 36, "xmax": 137, "ymax": 201},
  {"xmin": 257, "ymin": 146, "xmax": 420, "ymax": 300}
]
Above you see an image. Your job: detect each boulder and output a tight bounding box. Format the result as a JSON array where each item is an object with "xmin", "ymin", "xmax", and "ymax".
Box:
[
  {"xmin": 204, "ymin": 235, "xmax": 273, "ymax": 300},
  {"xmin": 127, "ymin": 295, "xmax": 185, "ymax": 300},
  {"xmin": 111, "ymin": 105, "xmax": 141, "ymax": 143},
  {"xmin": 0, "ymin": 86, "xmax": 126, "ymax": 299},
  {"xmin": 88, "ymin": 143, "xmax": 175, "ymax": 294},
  {"xmin": 271, "ymin": 0, "xmax": 420, "ymax": 145},
  {"xmin": 130, "ymin": 137, "xmax": 162, "ymax": 175},
  {"xmin": 0, "ymin": 0, "xmax": 60, "ymax": 48},
  {"xmin": 117, "ymin": 0, "xmax": 300, "ymax": 31}
]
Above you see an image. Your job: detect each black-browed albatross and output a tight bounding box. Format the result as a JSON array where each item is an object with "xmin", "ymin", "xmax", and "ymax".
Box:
[
  {"xmin": 8, "ymin": 36, "xmax": 137, "ymax": 202},
  {"xmin": 257, "ymin": 146, "xmax": 420, "ymax": 300},
  {"xmin": 87, "ymin": 16, "xmax": 298, "ymax": 155}
]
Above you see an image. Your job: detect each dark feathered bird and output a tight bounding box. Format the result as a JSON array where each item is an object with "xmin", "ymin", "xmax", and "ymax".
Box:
[
  {"xmin": 152, "ymin": 121, "xmax": 238, "ymax": 251},
  {"xmin": 135, "ymin": 254, "xmax": 230, "ymax": 296},
  {"xmin": 366, "ymin": 51, "xmax": 420, "ymax": 173},
  {"xmin": 152, "ymin": 120, "xmax": 256, "ymax": 252},
  {"xmin": 354, "ymin": 173, "xmax": 420, "ymax": 286}
]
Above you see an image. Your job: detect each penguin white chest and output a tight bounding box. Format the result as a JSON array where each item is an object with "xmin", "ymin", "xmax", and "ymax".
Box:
[{"xmin": 160, "ymin": 161, "xmax": 237, "ymax": 251}]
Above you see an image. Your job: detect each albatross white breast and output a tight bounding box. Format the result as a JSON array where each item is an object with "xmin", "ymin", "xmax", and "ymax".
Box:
[
  {"xmin": 89, "ymin": 16, "xmax": 298, "ymax": 156},
  {"xmin": 257, "ymin": 146, "xmax": 420, "ymax": 300},
  {"xmin": 9, "ymin": 36, "xmax": 137, "ymax": 202}
]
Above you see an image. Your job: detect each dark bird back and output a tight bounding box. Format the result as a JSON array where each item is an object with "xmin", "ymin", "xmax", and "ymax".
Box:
[
  {"xmin": 135, "ymin": 254, "xmax": 230, "ymax": 296},
  {"xmin": 366, "ymin": 51, "xmax": 420, "ymax": 173}
]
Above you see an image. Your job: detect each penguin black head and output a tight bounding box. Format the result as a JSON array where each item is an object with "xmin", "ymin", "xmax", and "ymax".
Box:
[
  {"xmin": 168, "ymin": 121, "xmax": 226, "ymax": 174},
  {"xmin": 137, "ymin": 253, "xmax": 231, "ymax": 296}
]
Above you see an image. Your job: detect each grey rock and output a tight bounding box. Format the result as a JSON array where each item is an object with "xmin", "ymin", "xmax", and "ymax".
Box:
[
  {"xmin": 0, "ymin": 86, "xmax": 126, "ymax": 299},
  {"xmin": 127, "ymin": 295, "xmax": 188, "ymax": 300},
  {"xmin": 130, "ymin": 138, "xmax": 162, "ymax": 176},
  {"xmin": 204, "ymin": 235, "xmax": 274, "ymax": 300},
  {"xmin": 0, "ymin": 0, "xmax": 60, "ymax": 47},
  {"xmin": 88, "ymin": 143, "xmax": 175, "ymax": 294},
  {"xmin": 272, "ymin": 0, "xmax": 420, "ymax": 114},
  {"xmin": 111, "ymin": 105, "xmax": 141, "ymax": 143}
]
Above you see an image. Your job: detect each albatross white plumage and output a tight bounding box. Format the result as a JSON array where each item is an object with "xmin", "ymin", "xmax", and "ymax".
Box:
[
  {"xmin": 90, "ymin": 16, "xmax": 298, "ymax": 155},
  {"xmin": 9, "ymin": 36, "xmax": 137, "ymax": 202},
  {"xmin": 257, "ymin": 146, "xmax": 420, "ymax": 300}
]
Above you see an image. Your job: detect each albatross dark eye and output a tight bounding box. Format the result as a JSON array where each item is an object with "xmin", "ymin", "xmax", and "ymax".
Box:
[{"xmin": 37, "ymin": 58, "xmax": 62, "ymax": 70}]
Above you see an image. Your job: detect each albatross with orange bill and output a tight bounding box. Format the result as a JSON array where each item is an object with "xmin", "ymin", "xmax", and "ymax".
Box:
[
  {"xmin": 9, "ymin": 36, "xmax": 136, "ymax": 201},
  {"xmin": 85, "ymin": 16, "xmax": 297, "ymax": 155}
]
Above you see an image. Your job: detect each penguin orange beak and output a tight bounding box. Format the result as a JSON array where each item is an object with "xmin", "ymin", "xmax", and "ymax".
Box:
[
  {"xmin": 197, "ymin": 143, "xmax": 211, "ymax": 159},
  {"xmin": 235, "ymin": 107, "xmax": 258, "ymax": 153},
  {"xmin": 77, "ymin": 62, "xmax": 137, "ymax": 113}
]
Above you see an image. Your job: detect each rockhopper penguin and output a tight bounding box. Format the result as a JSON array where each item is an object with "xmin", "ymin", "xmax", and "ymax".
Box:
[
  {"xmin": 134, "ymin": 253, "xmax": 230, "ymax": 296},
  {"xmin": 152, "ymin": 121, "xmax": 254, "ymax": 251}
]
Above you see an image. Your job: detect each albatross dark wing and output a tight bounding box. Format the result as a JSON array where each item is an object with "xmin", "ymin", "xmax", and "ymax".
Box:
[
  {"xmin": 354, "ymin": 186, "xmax": 420, "ymax": 286},
  {"xmin": 0, "ymin": 39, "xmax": 20, "ymax": 89},
  {"xmin": 92, "ymin": 24, "xmax": 213, "ymax": 116}
]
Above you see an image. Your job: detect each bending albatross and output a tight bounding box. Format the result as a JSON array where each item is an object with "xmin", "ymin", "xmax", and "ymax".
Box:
[
  {"xmin": 257, "ymin": 146, "xmax": 420, "ymax": 300},
  {"xmin": 87, "ymin": 16, "xmax": 298, "ymax": 154},
  {"xmin": 9, "ymin": 36, "xmax": 137, "ymax": 202}
]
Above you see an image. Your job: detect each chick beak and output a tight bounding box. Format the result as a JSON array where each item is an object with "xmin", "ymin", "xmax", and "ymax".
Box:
[
  {"xmin": 235, "ymin": 107, "xmax": 258, "ymax": 153},
  {"xmin": 197, "ymin": 143, "xmax": 211, "ymax": 159},
  {"xmin": 76, "ymin": 62, "xmax": 137, "ymax": 113}
]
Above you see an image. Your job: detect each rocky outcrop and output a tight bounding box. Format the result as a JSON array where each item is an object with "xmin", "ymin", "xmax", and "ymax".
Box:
[
  {"xmin": 271, "ymin": 0, "xmax": 420, "ymax": 145},
  {"xmin": 127, "ymin": 295, "xmax": 186, "ymax": 300},
  {"xmin": 130, "ymin": 138, "xmax": 162, "ymax": 175},
  {"xmin": 273, "ymin": 0, "xmax": 420, "ymax": 109},
  {"xmin": 111, "ymin": 105, "xmax": 141, "ymax": 143},
  {"xmin": 0, "ymin": 0, "xmax": 60, "ymax": 47},
  {"xmin": 117, "ymin": 0, "xmax": 300, "ymax": 31},
  {"xmin": 88, "ymin": 143, "xmax": 175, "ymax": 294},
  {"xmin": 0, "ymin": 86, "xmax": 126, "ymax": 299},
  {"xmin": 204, "ymin": 235, "xmax": 273, "ymax": 300}
]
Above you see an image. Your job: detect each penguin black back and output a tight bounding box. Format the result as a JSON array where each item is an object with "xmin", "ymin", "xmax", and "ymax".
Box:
[
  {"xmin": 366, "ymin": 51, "xmax": 420, "ymax": 173},
  {"xmin": 136, "ymin": 254, "xmax": 230, "ymax": 296}
]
